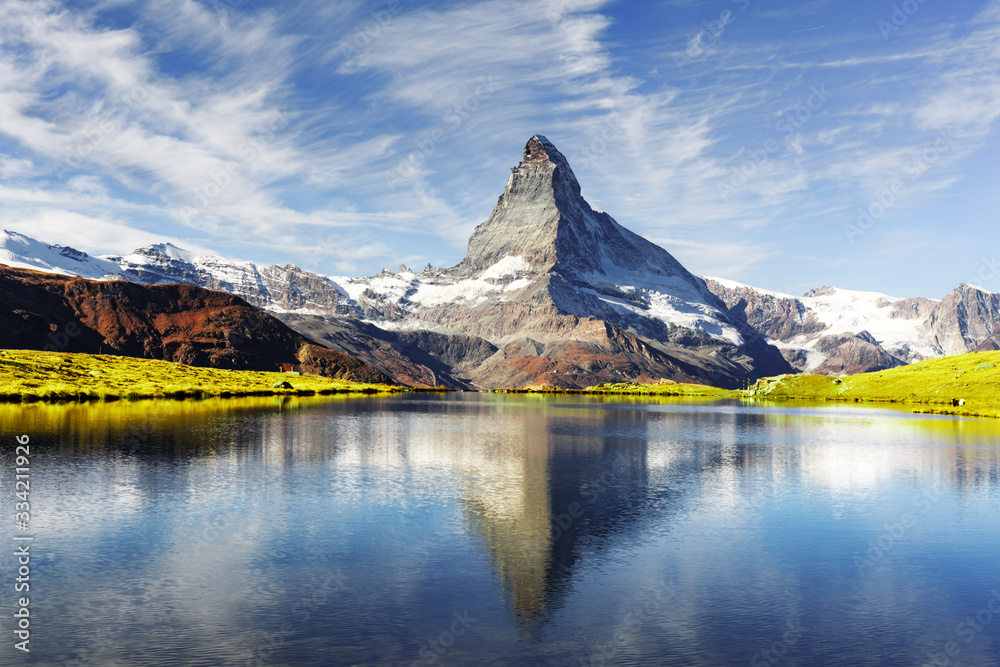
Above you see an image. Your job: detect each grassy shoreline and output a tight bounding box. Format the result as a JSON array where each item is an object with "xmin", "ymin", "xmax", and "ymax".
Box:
[
  {"xmin": 5, "ymin": 349, "xmax": 998, "ymax": 418},
  {"xmin": 0, "ymin": 349, "xmax": 404, "ymax": 402},
  {"xmin": 583, "ymin": 351, "xmax": 1000, "ymax": 419},
  {"xmin": 738, "ymin": 350, "xmax": 1000, "ymax": 419}
]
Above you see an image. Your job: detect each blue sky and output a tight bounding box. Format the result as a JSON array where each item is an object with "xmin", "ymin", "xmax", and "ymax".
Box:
[{"xmin": 0, "ymin": 0, "xmax": 997, "ymax": 298}]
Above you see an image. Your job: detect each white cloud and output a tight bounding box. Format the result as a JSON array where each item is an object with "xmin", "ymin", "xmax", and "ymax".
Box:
[
  {"xmin": 651, "ymin": 236, "xmax": 781, "ymax": 278},
  {"xmin": 0, "ymin": 0, "xmax": 995, "ymax": 295},
  {"xmin": 0, "ymin": 209, "xmax": 217, "ymax": 257}
]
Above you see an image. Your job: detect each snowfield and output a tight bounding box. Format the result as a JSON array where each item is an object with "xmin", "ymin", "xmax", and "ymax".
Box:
[{"xmin": 704, "ymin": 276, "xmax": 944, "ymax": 369}]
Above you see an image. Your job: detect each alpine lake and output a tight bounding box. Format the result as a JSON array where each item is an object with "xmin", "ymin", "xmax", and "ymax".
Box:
[{"xmin": 2, "ymin": 392, "xmax": 999, "ymax": 666}]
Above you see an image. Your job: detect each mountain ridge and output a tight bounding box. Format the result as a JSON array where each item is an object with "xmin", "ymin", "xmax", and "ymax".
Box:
[
  {"xmin": 0, "ymin": 264, "xmax": 391, "ymax": 385},
  {"xmin": 704, "ymin": 277, "xmax": 1000, "ymax": 374}
]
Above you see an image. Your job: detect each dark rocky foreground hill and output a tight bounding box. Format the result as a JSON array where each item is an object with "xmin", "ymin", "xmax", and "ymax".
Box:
[{"xmin": 0, "ymin": 265, "xmax": 391, "ymax": 384}]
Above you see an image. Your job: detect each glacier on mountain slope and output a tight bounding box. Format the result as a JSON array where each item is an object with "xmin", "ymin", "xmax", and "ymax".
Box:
[
  {"xmin": 704, "ymin": 275, "xmax": 944, "ymax": 370},
  {"xmin": 329, "ymin": 253, "xmax": 748, "ymax": 346},
  {"xmin": 583, "ymin": 260, "xmax": 746, "ymax": 347}
]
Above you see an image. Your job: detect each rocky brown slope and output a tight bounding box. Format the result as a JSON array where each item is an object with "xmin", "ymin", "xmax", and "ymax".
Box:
[
  {"xmin": 811, "ymin": 332, "xmax": 902, "ymax": 375},
  {"xmin": 0, "ymin": 265, "xmax": 391, "ymax": 384},
  {"xmin": 974, "ymin": 324, "xmax": 1000, "ymax": 352},
  {"xmin": 276, "ymin": 313, "xmax": 497, "ymax": 389},
  {"xmin": 925, "ymin": 284, "xmax": 1000, "ymax": 355}
]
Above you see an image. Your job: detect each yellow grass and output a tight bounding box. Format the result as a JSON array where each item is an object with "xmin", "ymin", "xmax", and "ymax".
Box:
[
  {"xmin": 579, "ymin": 351, "xmax": 1000, "ymax": 419},
  {"xmin": 0, "ymin": 349, "xmax": 402, "ymax": 402},
  {"xmin": 742, "ymin": 350, "xmax": 1000, "ymax": 419},
  {"xmin": 583, "ymin": 380, "xmax": 732, "ymax": 397}
]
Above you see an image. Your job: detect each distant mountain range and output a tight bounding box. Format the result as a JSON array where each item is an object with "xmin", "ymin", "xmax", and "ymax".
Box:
[
  {"xmin": 704, "ymin": 278, "xmax": 1000, "ymax": 375},
  {"xmin": 2, "ymin": 135, "xmax": 998, "ymax": 388}
]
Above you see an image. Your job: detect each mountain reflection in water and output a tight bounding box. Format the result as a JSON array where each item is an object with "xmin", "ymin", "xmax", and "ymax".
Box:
[{"xmin": 1, "ymin": 393, "xmax": 999, "ymax": 666}]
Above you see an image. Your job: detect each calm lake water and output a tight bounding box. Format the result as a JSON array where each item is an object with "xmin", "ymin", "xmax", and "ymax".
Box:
[{"xmin": 1, "ymin": 393, "xmax": 1000, "ymax": 666}]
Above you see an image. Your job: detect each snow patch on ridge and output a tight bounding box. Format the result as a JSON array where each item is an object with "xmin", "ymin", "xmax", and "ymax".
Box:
[
  {"xmin": 708, "ymin": 277, "xmax": 946, "ymax": 366},
  {"xmin": 480, "ymin": 255, "xmax": 530, "ymax": 280},
  {"xmin": 331, "ymin": 255, "xmax": 536, "ymax": 314},
  {"xmin": 702, "ymin": 276, "xmax": 796, "ymax": 300},
  {"xmin": 147, "ymin": 243, "xmax": 200, "ymax": 263},
  {"xmin": 796, "ymin": 286, "xmax": 940, "ymax": 359}
]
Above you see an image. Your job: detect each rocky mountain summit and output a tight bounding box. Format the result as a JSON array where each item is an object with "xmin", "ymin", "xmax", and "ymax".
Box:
[
  {"xmin": 310, "ymin": 135, "xmax": 791, "ymax": 388},
  {"xmin": 925, "ymin": 284, "xmax": 1000, "ymax": 355}
]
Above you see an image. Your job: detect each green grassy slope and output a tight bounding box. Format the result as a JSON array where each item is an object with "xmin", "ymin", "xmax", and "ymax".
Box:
[
  {"xmin": 743, "ymin": 350, "xmax": 1000, "ymax": 418},
  {"xmin": 582, "ymin": 351, "xmax": 1000, "ymax": 419},
  {"xmin": 0, "ymin": 349, "xmax": 402, "ymax": 402}
]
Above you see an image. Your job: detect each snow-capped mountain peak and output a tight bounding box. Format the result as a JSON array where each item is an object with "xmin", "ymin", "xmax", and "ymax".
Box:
[
  {"xmin": 137, "ymin": 243, "xmax": 201, "ymax": 263},
  {"xmin": 0, "ymin": 229, "xmax": 123, "ymax": 279}
]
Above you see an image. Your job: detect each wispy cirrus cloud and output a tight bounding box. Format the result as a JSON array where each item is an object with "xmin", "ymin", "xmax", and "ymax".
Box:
[
  {"xmin": 0, "ymin": 0, "xmax": 996, "ymax": 295},
  {"xmin": 758, "ymin": 0, "xmax": 834, "ymax": 19}
]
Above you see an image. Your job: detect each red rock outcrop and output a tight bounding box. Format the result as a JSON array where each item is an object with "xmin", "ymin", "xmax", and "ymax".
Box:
[{"xmin": 0, "ymin": 265, "xmax": 391, "ymax": 384}]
